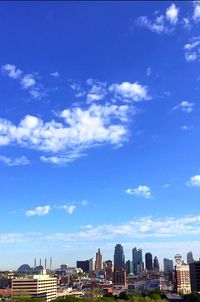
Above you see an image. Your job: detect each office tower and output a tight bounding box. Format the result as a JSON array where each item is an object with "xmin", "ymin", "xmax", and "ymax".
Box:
[
  {"xmin": 113, "ymin": 269, "xmax": 127, "ymax": 288},
  {"xmin": 95, "ymin": 248, "xmax": 103, "ymax": 272},
  {"xmin": 132, "ymin": 247, "xmax": 143, "ymax": 275},
  {"xmin": 114, "ymin": 244, "xmax": 125, "ymax": 270},
  {"xmin": 104, "ymin": 260, "xmax": 113, "ymax": 281},
  {"xmin": 163, "ymin": 258, "xmax": 173, "ymax": 273},
  {"xmin": 189, "ymin": 261, "xmax": 200, "ymax": 292},
  {"xmin": 126, "ymin": 260, "xmax": 133, "ymax": 275},
  {"xmin": 89, "ymin": 258, "xmax": 94, "ymax": 271},
  {"xmin": 12, "ymin": 274, "xmax": 57, "ymax": 302},
  {"xmin": 76, "ymin": 260, "xmax": 89, "ymax": 272},
  {"xmin": 175, "ymin": 254, "xmax": 191, "ymax": 294},
  {"xmin": 60, "ymin": 264, "xmax": 68, "ymax": 270},
  {"xmin": 145, "ymin": 253, "xmax": 153, "ymax": 271},
  {"xmin": 153, "ymin": 256, "xmax": 160, "ymax": 272},
  {"xmin": 187, "ymin": 251, "xmax": 194, "ymax": 265}
]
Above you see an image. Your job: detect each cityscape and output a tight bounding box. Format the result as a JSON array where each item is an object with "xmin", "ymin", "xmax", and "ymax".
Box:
[{"xmin": 1, "ymin": 1, "xmax": 200, "ymax": 302}]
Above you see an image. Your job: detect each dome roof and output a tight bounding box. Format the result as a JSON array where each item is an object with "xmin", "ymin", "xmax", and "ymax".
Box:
[
  {"xmin": 18, "ymin": 264, "xmax": 32, "ymax": 273},
  {"xmin": 33, "ymin": 265, "xmax": 44, "ymax": 274}
]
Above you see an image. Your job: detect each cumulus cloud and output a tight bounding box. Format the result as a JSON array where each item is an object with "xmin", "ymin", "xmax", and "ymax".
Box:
[
  {"xmin": 193, "ymin": 2, "xmax": 200, "ymax": 23},
  {"xmin": 25, "ymin": 205, "xmax": 50, "ymax": 216},
  {"xmin": 63, "ymin": 205, "xmax": 76, "ymax": 214},
  {"xmin": 1, "ymin": 63, "xmax": 43, "ymax": 99},
  {"xmin": 184, "ymin": 37, "xmax": 200, "ymax": 62},
  {"xmin": 109, "ymin": 82, "xmax": 150, "ymax": 102},
  {"xmin": 0, "ymin": 155, "xmax": 30, "ymax": 166},
  {"xmin": 50, "ymin": 71, "xmax": 60, "ymax": 78},
  {"xmin": 86, "ymin": 79, "xmax": 107, "ymax": 103},
  {"xmin": 80, "ymin": 200, "xmax": 88, "ymax": 206},
  {"xmin": 1, "ymin": 64, "xmax": 22, "ymax": 79},
  {"xmin": 172, "ymin": 101, "xmax": 194, "ymax": 113},
  {"xmin": 126, "ymin": 185, "xmax": 152, "ymax": 198},
  {"xmin": 187, "ymin": 175, "xmax": 200, "ymax": 187},
  {"xmin": 166, "ymin": 3, "xmax": 179, "ymax": 24},
  {"xmin": 0, "ymin": 104, "xmax": 130, "ymax": 161},
  {"xmin": 136, "ymin": 3, "xmax": 179, "ymax": 34}
]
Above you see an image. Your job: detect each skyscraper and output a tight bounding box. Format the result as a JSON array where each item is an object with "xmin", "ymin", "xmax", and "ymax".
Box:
[
  {"xmin": 145, "ymin": 253, "xmax": 153, "ymax": 271},
  {"xmin": 163, "ymin": 258, "xmax": 173, "ymax": 273},
  {"xmin": 132, "ymin": 247, "xmax": 143, "ymax": 275},
  {"xmin": 175, "ymin": 254, "xmax": 191, "ymax": 294},
  {"xmin": 126, "ymin": 260, "xmax": 133, "ymax": 275},
  {"xmin": 95, "ymin": 248, "xmax": 103, "ymax": 273},
  {"xmin": 187, "ymin": 251, "xmax": 194, "ymax": 265},
  {"xmin": 153, "ymin": 256, "xmax": 160, "ymax": 272},
  {"xmin": 114, "ymin": 244, "xmax": 125, "ymax": 270},
  {"xmin": 189, "ymin": 261, "xmax": 200, "ymax": 292}
]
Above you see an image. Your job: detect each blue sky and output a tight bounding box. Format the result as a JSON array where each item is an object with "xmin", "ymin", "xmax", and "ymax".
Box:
[{"xmin": 1, "ymin": 1, "xmax": 200, "ymax": 270}]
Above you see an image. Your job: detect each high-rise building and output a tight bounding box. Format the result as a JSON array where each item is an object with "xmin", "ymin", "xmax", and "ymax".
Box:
[
  {"xmin": 113, "ymin": 269, "xmax": 127, "ymax": 288},
  {"xmin": 132, "ymin": 247, "xmax": 143, "ymax": 275},
  {"xmin": 89, "ymin": 258, "xmax": 94, "ymax": 271},
  {"xmin": 145, "ymin": 253, "xmax": 153, "ymax": 271},
  {"xmin": 104, "ymin": 260, "xmax": 113, "ymax": 281},
  {"xmin": 153, "ymin": 256, "xmax": 160, "ymax": 272},
  {"xmin": 12, "ymin": 274, "xmax": 57, "ymax": 302},
  {"xmin": 163, "ymin": 258, "xmax": 173, "ymax": 274},
  {"xmin": 95, "ymin": 248, "xmax": 103, "ymax": 273},
  {"xmin": 126, "ymin": 260, "xmax": 133, "ymax": 275},
  {"xmin": 189, "ymin": 261, "xmax": 200, "ymax": 292},
  {"xmin": 187, "ymin": 251, "xmax": 194, "ymax": 265},
  {"xmin": 175, "ymin": 254, "xmax": 191, "ymax": 294},
  {"xmin": 76, "ymin": 260, "xmax": 89, "ymax": 272},
  {"xmin": 114, "ymin": 244, "xmax": 125, "ymax": 270}
]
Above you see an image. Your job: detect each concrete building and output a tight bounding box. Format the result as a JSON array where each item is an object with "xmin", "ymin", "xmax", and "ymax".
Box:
[
  {"xmin": 12, "ymin": 274, "xmax": 57, "ymax": 302},
  {"xmin": 95, "ymin": 248, "xmax": 103, "ymax": 273},
  {"xmin": 113, "ymin": 269, "xmax": 127, "ymax": 289},
  {"xmin": 175, "ymin": 264, "xmax": 191, "ymax": 294},
  {"xmin": 189, "ymin": 260, "xmax": 200, "ymax": 292}
]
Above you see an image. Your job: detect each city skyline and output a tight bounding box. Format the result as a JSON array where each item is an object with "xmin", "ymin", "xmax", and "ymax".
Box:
[{"xmin": 1, "ymin": 1, "xmax": 200, "ymax": 269}]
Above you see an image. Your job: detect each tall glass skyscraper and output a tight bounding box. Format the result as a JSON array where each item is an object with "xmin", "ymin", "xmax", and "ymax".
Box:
[
  {"xmin": 145, "ymin": 252, "xmax": 153, "ymax": 271},
  {"xmin": 132, "ymin": 247, "xmax": 143, "ymax": 275},
  {"xmin": 114, "ymin": 244, "xmax": 125, "ymax": 270}
]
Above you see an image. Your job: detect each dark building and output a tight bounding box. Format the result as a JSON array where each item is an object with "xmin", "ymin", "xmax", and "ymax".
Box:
[
  {"xmin": 104, "ymin": 260, "xmax": 113, "ymax": 281},
  {"xmin": 76, "ymin": 260, "xmax": 89, "ymax": 272},
  {"xmin": 113, "ymin": 269, "xmax": 126, "ymax": 287},
  {"xmin": 126, "ymin": 260, "xmax": 133, "ymax": 275},
  {"xmin": 190, "ymin": 261, "xmax": 200, "ymax": 292},
  {"xmin": 145, "ymin": 253, "xmax": 153, "ymax": 271},
  {"xmin": 132, "ymin": 247, "xmax": 143, "ymax": 275},
  {"xmin": 114, "ymin": 244, "xmax": 125, "ymax": 270},
  {"xmin": 153, "ymin": 256, "xmax": 160, "ymax": 272}
]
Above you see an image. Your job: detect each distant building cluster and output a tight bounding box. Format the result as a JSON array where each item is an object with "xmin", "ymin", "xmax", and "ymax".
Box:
[{"xmin": 0, "ymin": 247, "xmax": 200, "ymax": 302}]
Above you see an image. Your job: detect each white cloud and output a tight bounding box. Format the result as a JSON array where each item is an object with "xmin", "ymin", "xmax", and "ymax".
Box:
[
  {"xmin": 44, "ymin": 214, "xmax": 200, "ymax": 241},
  {"xmin": 184, "ymin": 37, "xmax": 200, "ymax": 62},
  {"xmin": 1, "ymin": 63, "xmax": 43, "ymax": 99},
  {"xmin": 166, "ymin": 3, "xmax": 179, "ymax": 24},
  {"xmin": 1, "ymin": 64, "xmax": 22, "ymax": 79},
  {"xmin": 109, "ymin": 82, "xmax": 150, "ymax": 102},
  {"xmin": 188, "ymin": 175, "xmax": 200, "ymax": 187},
  {"xmin": 25, "ymin": 205, "xmax": 50, "ymax": 216},
  {"xmin": 80, "ymin": 200, "xmax": 88, "ymax": 206},
  {"xmin": 181, "ymin": 125, "xmax": 190, "ymax": 131},
  {"xmin": 63, "ymin": 205, "xmax": 76, "ymax": 214},
  {"xmin": 146, "ymin": 67, "xmax": 151, "ymax": 76},
  {"xmin": 86, "ymin": 79, "xmax": 107, "ymax": 103},
  {"xmin": 50, "ymin": 71, "xmax": 60, "ymax": 78},
  {"xmin": 0, "ymin": 155, "xmax": 30, "ymax": 166},
  {"xmin": 126, "ymin": 185, "xmax": 152, "ymax": 199},
  {"xmin": 0, "ymin": 104, "xmax": 131, "ymax": 164},
  {"xmin": 172, "ymin": 101, "xmax": 194, "ymax": 113},
  {"xmin": 193, "ymin": 2, "xmax": 200, "ymax": 22},
  {"xmin": 21, "ymin": 74, "xmax": 36, "ymax": 89},
  {"xmin": 163, "ymin": 183, "xmax": 170, "ymax": 188}
]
